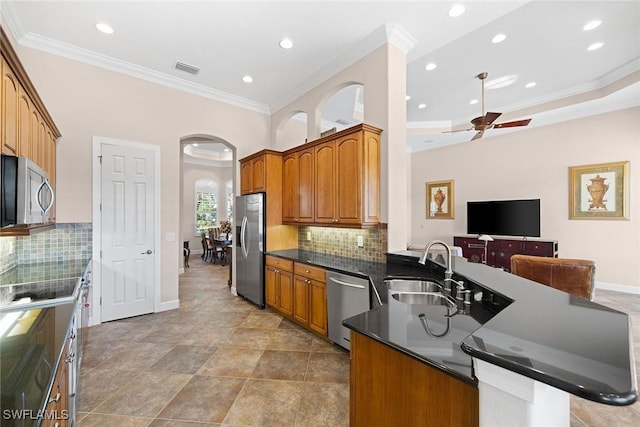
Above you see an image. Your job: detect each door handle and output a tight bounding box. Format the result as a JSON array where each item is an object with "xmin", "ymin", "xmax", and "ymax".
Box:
[{"xmin": 141, "ymin": 250, "xmax": 153, "ymax": 254}]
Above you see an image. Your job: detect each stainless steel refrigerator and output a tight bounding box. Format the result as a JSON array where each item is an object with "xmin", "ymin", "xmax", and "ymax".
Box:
[{"xmin": 235, "ymin": 192, "xmax": 266, "ymax": 308}]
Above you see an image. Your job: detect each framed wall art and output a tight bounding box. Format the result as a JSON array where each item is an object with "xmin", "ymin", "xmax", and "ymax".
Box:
[
  {"xmin": 426, "ymin": 180, "xmax": 454, "ymax": 219},
  {"xmin": 569, "ymin": 161, "xmax": 629, "ymax": 220}
]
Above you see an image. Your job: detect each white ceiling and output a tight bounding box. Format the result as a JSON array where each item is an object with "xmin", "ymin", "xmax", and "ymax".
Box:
[{"xmin": 2, "ymin": 1, "xmax": 639, "ymax": 152}]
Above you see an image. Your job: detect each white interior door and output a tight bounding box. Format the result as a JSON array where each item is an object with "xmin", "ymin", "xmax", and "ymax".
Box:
[{"xmin": 100, "ymin": 143, "xmax": 155, "ymax": 322}]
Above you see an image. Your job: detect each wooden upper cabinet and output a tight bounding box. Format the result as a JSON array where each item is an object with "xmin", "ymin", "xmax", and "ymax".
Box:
[
  {"xmin": 240, "ymin": 150, "xmax": 282, "ymax": 194},
  {"xmin": 282, "ymin": 153, "xmax": 298, "ymax": 223},
  {"xmin": 0, "ymin": 29, "xmax": 61, "ymax": 235},
  {"xmin": 314, "ymin": 141, "xmax": 337, "ymax": 224},
  {"xmin": 1, "ymin": 56, "xmax": 19, "ymax": 155},
  {"xmin": 284, "ymin": 123, "xmax": 381, "ymax": 228},
  {"xmin": 282, "ymin": 147, "xmax": 314, "ymax": 224}
]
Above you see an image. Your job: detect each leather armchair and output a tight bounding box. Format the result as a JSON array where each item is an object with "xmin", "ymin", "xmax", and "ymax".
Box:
[{"xmin": 510, "ymin": 254, "xmax": 595, "ymax": 299}]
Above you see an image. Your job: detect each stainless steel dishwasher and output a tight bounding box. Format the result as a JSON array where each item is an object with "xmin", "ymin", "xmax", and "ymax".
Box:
[{"xmin": 326, "ymin": 271, "xmax": 371, "ymax": 351}]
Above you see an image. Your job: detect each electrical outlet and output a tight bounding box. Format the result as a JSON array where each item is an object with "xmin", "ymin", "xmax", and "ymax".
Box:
[
  {"xmin": 306, "ymin": 231, "xmax": 312, "ymax": 241},
  {"xmin": 357, "ymin": 235, "xmax": 364, "ymax": 247}
]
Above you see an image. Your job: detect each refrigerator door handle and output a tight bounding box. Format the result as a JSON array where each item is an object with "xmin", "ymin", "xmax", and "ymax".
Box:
[{"xmin": 240, "ymin": 215, "xmax": 249, "ymax": 258}]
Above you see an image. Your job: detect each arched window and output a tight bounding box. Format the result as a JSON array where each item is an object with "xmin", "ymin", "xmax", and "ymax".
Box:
[{"xmin": 195, "ymin": 179, "xmax": 218, "ymax": 234}]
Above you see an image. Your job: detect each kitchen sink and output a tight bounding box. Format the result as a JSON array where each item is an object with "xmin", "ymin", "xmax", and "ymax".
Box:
[
  {"xmin": 391, "ymin": 292, "xmax": 456, "ymax": 308},
  {"xmin": 385, "ymin": 279, "xmax": 443, "ymax": 293}
]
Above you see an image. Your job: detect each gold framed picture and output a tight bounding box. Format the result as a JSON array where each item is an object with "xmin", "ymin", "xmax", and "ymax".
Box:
[
  {"xmin": 426, "ymin": 180, "xmax": 454, "ymax": 219},
  {"xmin": 569, "ymin": 161, "xmax": 629, "ymax": 220}
]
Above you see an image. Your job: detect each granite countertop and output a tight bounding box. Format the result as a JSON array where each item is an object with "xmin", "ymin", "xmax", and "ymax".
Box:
[
  {"xmin": 0, "ymin": 302, "xmax": 75, "ymax": 425},
  {"xmin": 268, "ymin": 249, "xmax": 637, "ymax": 406}
]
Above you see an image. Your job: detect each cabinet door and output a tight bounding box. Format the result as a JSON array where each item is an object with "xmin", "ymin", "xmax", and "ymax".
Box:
[
  {"xmin": 309, "ymin": 279, "xmax": 328, "ymax": 336},
  {"xmin": 2, "ymin": 57, "xmax": 19, "ymax": 155},
  {"xmin": 265, "ymin": 266, "xmax": 278, "ymax": 308},
  {"xmin": 240, "ymin": 160, "xmax": 253, "ymax": 195},
  {"xmin": 17, "ymin": 85, "xmax": 32, "ymax": 158},
  {"xmin": 251, "ymin": 156, "xmax": 266, "ymax": 192},
  {"xmin": 293, "ymin": 275, "xmax": 310, "ymax": 326},
  {"xmin": 314, "ymin": 141, "xmax": 336, "ymax": 224},
  {"xmin": 278, "ymin": 270, "xmax": 294, "ymax": 317},
  {"xmin": 297, "ymin": 147, "xmax": 315, "ymax": 223},
  {"xmin": 282, "ymin": 153, "xmax": 298, "ymax": 223},
  {"xmin": 335, "ymin": 133, "xmax": 362, "ymax": 224}
]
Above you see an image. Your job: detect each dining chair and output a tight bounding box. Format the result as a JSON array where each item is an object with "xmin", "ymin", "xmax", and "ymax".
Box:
[
  {"xmin": 208, "ymin": 230, "xmax": 226, "ymax": 264},
  {"xmin": 201, "ymin": 232, "xmax": 213, "ymax": 262},
  {"xmin": 510, "ymin": 254, "xmax": 595, "ymax": 299}
]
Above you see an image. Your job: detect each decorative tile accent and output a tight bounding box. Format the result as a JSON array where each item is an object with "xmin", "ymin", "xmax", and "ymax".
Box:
[
  {"xmin": 0, "ymin": 223, "xmax": 92, "ymax": 273},
  {"xmin": 297, "ymin": 226, "xmax": 387, "ymax": 263}
]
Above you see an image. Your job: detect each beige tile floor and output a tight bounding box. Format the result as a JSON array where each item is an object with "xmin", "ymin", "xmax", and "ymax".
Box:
[{"xmin": 77, "ymin": 258, "xmax": 640, "ymax": 426}]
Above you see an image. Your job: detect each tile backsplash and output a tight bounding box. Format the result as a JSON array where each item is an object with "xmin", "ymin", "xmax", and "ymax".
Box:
[
  {"xmin": 0, "ymin": 223, "xmax": 92, "ymax": 274},
  {"xmin": 297, "ymin": 225, "xmax": 387, "ymax": 263}
]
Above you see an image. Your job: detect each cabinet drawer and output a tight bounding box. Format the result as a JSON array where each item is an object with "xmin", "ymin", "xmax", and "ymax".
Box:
[
  {"xmin": 294, "ymin": 263, "xmax": 326, "ymax": 282},
  {"xmin": 266, "ymin": 256, "xmax": 293, "ymax": 272}
]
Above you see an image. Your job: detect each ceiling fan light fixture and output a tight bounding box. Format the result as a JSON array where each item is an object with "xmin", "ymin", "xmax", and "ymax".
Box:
[
  {"xmin": 485, "ymin": 75, "xmax": 518, "ymax": 89},
  {"xmin": 491, "ymin": 34, "xmax": 506, "ymax": 44},
  {"xmin": 583, "ymin": 20, "xmax": 602, "ymax": 31},
  {"xmin": 425, "ymin": 62, "xmax": 437, "ymax": 71},
  {"xmin": 448, "ymin": 4, "xmax": 466, "ymax": 18},
  {"xmin": 587, "ymin": 42, "xmax": 604, "ymax": 51}
]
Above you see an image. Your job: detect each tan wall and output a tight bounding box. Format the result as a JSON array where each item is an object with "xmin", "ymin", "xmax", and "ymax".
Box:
[
  {"xmin": 410, "ymin": 107, "xmax": 640, "ymax": 289},
  {"xmin": 14, "ymin": 45, "xmax": 270, "ymax": 304}
]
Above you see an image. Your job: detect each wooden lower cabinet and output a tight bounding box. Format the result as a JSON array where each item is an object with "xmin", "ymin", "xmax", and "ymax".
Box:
[
  {"xmin": 350, "ymin": 331, "xmax": 478, "ymax": 427},
  {"xmin": 265, "ymin": 256, "xmax": 294, "ymax": 317},
  {"xmin": 42, "ymin": 335, "xmax": 71, "ymax": 427},
  {"xmin": 266, "ymin": 256, "xmax": 328, "ymax": 337}
]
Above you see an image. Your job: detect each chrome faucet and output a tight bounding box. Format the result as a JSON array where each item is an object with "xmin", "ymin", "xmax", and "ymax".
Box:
[{"xmin": 419, "ymin": 240, "xmax": 454, "ymax": 292}]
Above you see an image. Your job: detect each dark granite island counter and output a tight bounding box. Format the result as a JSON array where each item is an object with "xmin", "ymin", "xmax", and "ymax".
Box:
[{"xmin": 343, "ymin": 250, "xmax": 637, "ymax": 427}]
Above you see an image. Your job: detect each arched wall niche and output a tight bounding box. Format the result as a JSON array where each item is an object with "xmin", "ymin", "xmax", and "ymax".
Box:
[
  {"xmin": 319, "ymin": 82, "xmax": 364, "ymax": 134},
  {"xmin": 274, "ymin": 111, "xmax": 308, "ymax": 151}
]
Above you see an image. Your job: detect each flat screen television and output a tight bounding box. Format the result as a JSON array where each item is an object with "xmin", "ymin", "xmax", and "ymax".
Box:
[{"xmin": 467, "ymin": 199, "xmax": 541, "ymax": 238}]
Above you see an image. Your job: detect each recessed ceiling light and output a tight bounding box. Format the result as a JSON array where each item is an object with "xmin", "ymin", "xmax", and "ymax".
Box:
[
  {"xmin": 485, "ymin": 75, "xmax": 518, "ymax": 89},
  {"xmin": 492, "ymin": 34, "xmax": 507, "ymax": 44},
  {"xmin": 279, "ymin": 38, "xmax": 293, "ymax": 49},
  {"xmin": 406, "ymin": 95, "xmax": 411, "ymax": 101},
  {"xmin": 418, "ymin": 103, "xmax": 427, "ymax": 109},
  {"xmin": 469, "ymin": 99, "xmax": 479, "ymax": 105},
  {"xmin": 95, "ymin": 22, "xmax": 114, "ymax": 34},
  {"xmin": 525, "ymin": 81, "xmax": 537, "ymax": 88},
  {"xmin": 425, "ymin": 62, "xmax": 437, "ymax": 71},
  {"xmin": 583, "ymin": 20, "xmax": 602, "ymax": 31},
  {"xmin": 192, "ymin": 143, "xmax": 199, "ymax": 147},
  {"xmin": 242, "ymin": 75, "xmax": 253, "ymax": 83},
  {"xmin": 587, "ymin": 42, "xmax": 604, "ymax": 51},
  {"xmin": 448, "ymin": 4, "xmax": 466, "ymax": 18},
  {"xmin": 223, "ymin": 148, "xmax": 230, "ymax": 152}
]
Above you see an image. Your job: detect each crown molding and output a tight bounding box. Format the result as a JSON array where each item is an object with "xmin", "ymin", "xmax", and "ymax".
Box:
[
  {"xmin": 15, "ymin": 30, "xmax": 270, "ymax": 115},
  {"xmin": 272, "ymin": 24, "xmax": 416, "ymax": 113}
]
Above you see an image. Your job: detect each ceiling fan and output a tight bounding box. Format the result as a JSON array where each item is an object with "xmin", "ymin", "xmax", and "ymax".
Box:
[{"xmin": 446, "ymin": 72, "xmax": 532, "ymax": 141}]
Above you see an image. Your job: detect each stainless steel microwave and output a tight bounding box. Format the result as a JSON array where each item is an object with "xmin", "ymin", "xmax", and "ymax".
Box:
[{"xmin": 1, "ymin": 155, "xmax": 55, "ymax": 227}]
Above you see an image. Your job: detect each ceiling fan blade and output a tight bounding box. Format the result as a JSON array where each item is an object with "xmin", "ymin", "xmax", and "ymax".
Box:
[
  {"xmin": 442, "ymin": 127, "xmax": 474, "ymax": 134},
  {"xmin": 482, "ymin": 112, "xmax": 502, "ymax": 125},
  {"xmin": 493, "ymin": 118, "xmax": 532, "ymax": 129},
  {"xmin": 471, "ymin": 131, "xmax": 484, "ymax": 141}
]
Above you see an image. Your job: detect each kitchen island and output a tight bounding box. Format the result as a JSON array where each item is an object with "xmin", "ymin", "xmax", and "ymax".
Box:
[{"xmin": 344, "ymin": 251, "xmax": 637, "ymax": 426}]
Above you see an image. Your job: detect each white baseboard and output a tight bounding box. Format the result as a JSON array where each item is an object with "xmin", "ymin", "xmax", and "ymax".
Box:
[
  {"xmin": 595, "ymin": 281, "xmax": 640, "ymax": 295},
  {"xmin": 157, "ymin": 299, "xmax": 180, "ymax": 312}
]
